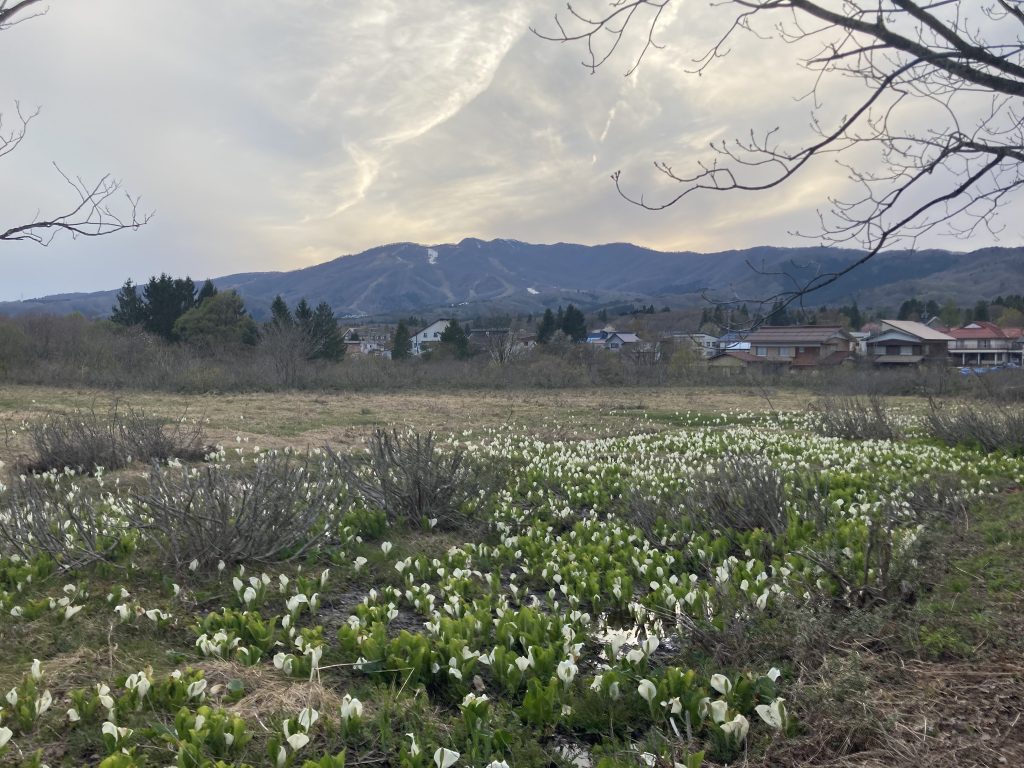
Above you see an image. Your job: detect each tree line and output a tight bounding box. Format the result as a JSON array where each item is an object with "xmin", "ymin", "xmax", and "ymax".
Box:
[{"xmin": 111, "ymin": 277, "xmax": 344, "ymax": 360}]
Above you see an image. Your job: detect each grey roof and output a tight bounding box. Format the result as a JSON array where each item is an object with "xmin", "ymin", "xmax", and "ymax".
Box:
[
  {"xmin": 880, "ymin": 320, "xmax": 954, "ymax": 341},
  {"xmin": 745, "ymin": 325, "xmax": 852, "ymax": 345}
]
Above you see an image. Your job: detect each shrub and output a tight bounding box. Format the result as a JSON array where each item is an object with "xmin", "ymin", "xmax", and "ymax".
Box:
[
  {"xmin": 811, "ymin": 395, "xmax": 899, "ymax": 441},
  {"xmin": 926, "ymin": 399, "xmax": 1024, "ymax": 454},
  {"xmin": 328, "ymin": 429, "xmax": 479, "ymax": 529},
  {"xmin": 24, "ymin": 406, "xmax": 205, "ymax": 474},
  {"xmin": 682, "ymin": 454, "xmax": 788, "ymax": 535},
  {"xmin": 0, "ymin": 474, "xmax": 128, "ymax": 568},
  {"xmin": 134, "ymin": 450, "xmax": 341, "ymax": 570}
]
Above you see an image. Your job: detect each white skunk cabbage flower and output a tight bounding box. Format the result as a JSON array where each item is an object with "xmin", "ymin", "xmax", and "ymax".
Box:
[
  {"xmin": 710, "ymin": 673, "xmax": 732, "ymax": 695},
  {"xmin": 433, "ymin": 747, "xmax": 459, "ymax": 768},
  {"xmin": 755, "ymin": 697, "xmax": 787, "ymax": 730},
  {"xmin": 721, "ymin": 713, "xmax": 750, "ymax": 743},
  {"xmin": 637, "ymin": 678, "xmax": 657, "ymax": 702}
]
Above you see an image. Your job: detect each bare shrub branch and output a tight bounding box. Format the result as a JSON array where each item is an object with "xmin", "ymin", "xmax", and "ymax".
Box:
[
  {"xmin": 133, "ymin": 450, "xmax": 342, "ymax": 571},
  {"xmin": 926, "ymin": 398, "xmax": 1024, "ymax": 454},
  {"xmin": 811, "ymin": 395, "xmax": 900, "ymax": 441},
  {"xmin": 328, "ymin": 429, "xmax": 481, "ymax": 529},
  {"xmin": 683, "ymin": 454, "xmax": 788, "ymax": 535},
  {"xmin": 25, "ymin": 405, "xmax": 206, "ymax": 474},
  {"xmin": 0, "ymin": 473, "xmax": 126, "ymax": 570}
]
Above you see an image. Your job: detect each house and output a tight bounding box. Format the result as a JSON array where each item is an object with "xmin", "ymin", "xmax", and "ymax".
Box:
[
  {"xmin": 605, "ymin": 332, "xmax": 641, "ymax": 351},
  {"xmin": 680, "ymin": 333, "xmax": 719, "ymax": 358},
  {"xmin": 716, "ymin": 330, "xmax": 750, "ymax": 351},
  {"xmin": 743, "ymin": 325, "xmax": 856, "ymax": 367},
  {"xmin": 342, "ymin": 325, "xmax": 394, "ymax": 357},
  {"xmin": 865, "ymin": 320, "xmax": 954, "ymax": 365},
  {"xmin": 411, "ymin": 319, "xmax": 452, "ymax": 356},
  {"xmin": 585, "ymin": 326, "xmax": 644, "ymax": 351},
  {"xmin": 947, "ymin": 321, "xmax": 1023, "ymax": 367},
  {"xmin": 707, "ymin": 349, "xmax": 765, "ymax": 373},
  {"xmin": 849, "ymin": 330, "xmax": 871, "ymax": 356},
  {"xmin": 586, "ymin": 325, "xmax": 618, "ymax": 344}
]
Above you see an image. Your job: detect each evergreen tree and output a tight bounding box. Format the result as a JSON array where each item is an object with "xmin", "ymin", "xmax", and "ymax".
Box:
[
  {"xmin": 598, "ymin": 308, "xmax": 608, "ymax": 323},
  {"xmin": 307, "ymin": 302, "xmax": 345, "ymax": 361},
  {"xmin": 843, "ymin": 300, "xmax": 862, "ymax": 330},
  {"xmin": 560, "ymin": 304, "xmax": 587, "ymax": 342},
  {"xmin": 111, "ymin": 279, "xmax": 146, "ymax": 326},
  {"xmin": 897, "ymin": 298, "xmax": 924, "ymax": 321},
  {"xmin": 197, "ymin": 279, "xmax": 218, "ymax": 304},
  {"xmin": 270, "ymin": 295, "xmax": 293, "ymax": 328},
  {"xmin": 536, "ymin": 308, "xmax": 557, "ymax": 344},
  {"xmin": 536, "ymin": 309, "xmax": 554, "ymax": 343},
  {"xmin": 439, "ymin": 318, "xmax": 471, "ymax": 359},
  {"xmin": 974, "ymin": 299, "xmax": 990, "ymax": 322},
  {"xmin": 294, "ymin": 299, "xmax": 313, "ymax": 334},
  {"xmin": 142, "ymin": 274, "xmax": 197, "ymax": 341},
  {"xmin": 392, "ymin": 320, "xmax": 412, "ymax": 359}
]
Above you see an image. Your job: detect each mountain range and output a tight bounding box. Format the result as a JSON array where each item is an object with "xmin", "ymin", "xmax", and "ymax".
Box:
[{"xmin": 1, "ymin": 238, "xmax": 1020, "ymax": 320}]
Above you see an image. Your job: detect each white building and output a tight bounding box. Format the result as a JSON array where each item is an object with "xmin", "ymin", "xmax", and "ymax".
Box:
[{"xmin": 411, "ymin": 319, "xmax": 452, "ymax": 356}]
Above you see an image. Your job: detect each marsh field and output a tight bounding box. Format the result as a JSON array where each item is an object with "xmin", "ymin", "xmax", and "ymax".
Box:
[{"xmin": 0, "ymin": 384, "xmax": 1021, "ymax": 768}]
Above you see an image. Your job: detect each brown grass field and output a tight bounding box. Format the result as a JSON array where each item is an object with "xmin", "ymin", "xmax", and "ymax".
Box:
[{"xmin": 0, "ymin": 384, "xmax": 831, "ymax": 467}]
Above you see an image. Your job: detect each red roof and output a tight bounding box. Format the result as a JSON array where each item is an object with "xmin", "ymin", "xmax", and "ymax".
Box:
[{"xmin": 948, "ymin": 321, "xmax": 1013, "ymax": 340}]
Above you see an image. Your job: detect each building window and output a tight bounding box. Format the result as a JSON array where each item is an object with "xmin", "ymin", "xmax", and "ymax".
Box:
[
  {"xmin": 756, "ymin": 346, "xmax": 767, "ymax": 357},
  {"xmin": 778, "ymin": 346, "xmax": 793, "ymax": 357}
]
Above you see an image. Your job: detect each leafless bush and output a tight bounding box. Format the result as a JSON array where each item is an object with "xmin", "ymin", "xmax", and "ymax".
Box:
[
  {"xmin": 683, "ymin": 454, "xmax": 789, "ymax": 535},
  {"xmin": 811, "ymin": 395, "xmax": 899, "ymax": 441},
  {"xmin": 0, "ymin": 474, "xmax": 126, "ymax": 569},
  {"xmin": 24, "ymin": 406, "xmax": 205, "ymax": 474},
  {"xmin": 133, "ymin": 450, "xmax": 341, "ymax": 570},
  {"xmin": 926, "ymin": 399, "xmax": 1024, "ymax": 455},
  {"xmin": 328, "ymin": 429, "xmax": 479, "ymax": 529}
]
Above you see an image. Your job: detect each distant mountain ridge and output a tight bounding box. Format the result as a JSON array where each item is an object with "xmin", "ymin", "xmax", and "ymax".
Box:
[{"xmin": 2, "ymin": 238, "xmax": 1021, "ymax": 319}]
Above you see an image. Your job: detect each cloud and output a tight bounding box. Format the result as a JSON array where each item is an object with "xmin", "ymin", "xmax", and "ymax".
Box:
[{"xmin": 0, "ymin": 0, "xmax": 1019, "ymax": 300}]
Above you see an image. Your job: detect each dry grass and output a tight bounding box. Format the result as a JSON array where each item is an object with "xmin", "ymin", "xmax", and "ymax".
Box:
[
  {"xmin": 0, "ymin": 384, "xmax": 833, "ymax": 466},
  {"xmin": 198, "ymin": 659, "xmax": 345, "ymax": 721},
  {"xmin": 757, "ymin": 654, "xmax": 1024, "ymax": 768}
]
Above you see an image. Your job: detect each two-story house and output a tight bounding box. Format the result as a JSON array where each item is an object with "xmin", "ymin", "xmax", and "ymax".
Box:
[
  {"xmin": 947, "ymin": 321, "xmax": 1022, "ymax": 367},
  {"xmin": 411, "ymin": 319, "xmax": 452, "ymax": 356},
  {"xmin": 865, "ymin": 320, "xmax": 954, "ymax": 365},
  {"xmin": 743, "ymin": 325, "xmax": 856, "ymax": 368}
]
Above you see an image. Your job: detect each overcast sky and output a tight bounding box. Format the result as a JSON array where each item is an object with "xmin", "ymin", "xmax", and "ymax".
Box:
[{"xmin": 1, "ymin": 0, "xmax": 1019, "ymax": 301}]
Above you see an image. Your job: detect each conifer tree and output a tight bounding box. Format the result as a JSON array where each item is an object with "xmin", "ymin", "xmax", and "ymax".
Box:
[
  {"xmin": 111, "ymin": 279, "xmax": 146, "ymax": 326},
  {"xmin": 439, "ymin": 318, "xmax": 471, "ymax": 359},
  {"xmin": 536, "ymin": 308, "xmax": 557, "ymax": 344},
  {"xmin": 197, "ymin": 279, "xmax": 218, "ymax": 304},
  {"xmin": 270, "ymin": 295, "xmax": 293, "ymax": 327},
  {"xmin": 560, "ymin": 304, "xmax": 587, "ymax": 342},
  {"xmin": 392, "ymin": 320, "xmax": 412, "ymax": 359}
]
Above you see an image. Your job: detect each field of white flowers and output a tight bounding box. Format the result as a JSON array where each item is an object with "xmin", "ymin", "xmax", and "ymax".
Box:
[{"xmin": 0, "ymin": 409, "xmax": 1021, "ymax": 768}]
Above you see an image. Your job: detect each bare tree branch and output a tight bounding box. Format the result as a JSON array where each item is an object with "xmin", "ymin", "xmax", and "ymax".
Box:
[
  {"xmin": 537, "ymin": 0, "xmax": 1024, "ymax": 317},
  {"xmin": 1, "ymin": 1, "xmax": 153, "ymax": 248},
  {"xmin": 1, "ymin": 163, "xmax": 152, "ymax": 244}
]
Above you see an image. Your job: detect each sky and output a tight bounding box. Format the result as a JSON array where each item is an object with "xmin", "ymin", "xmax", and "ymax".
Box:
[{"xmin": 0, "ymin": 0, "xmax": 1020, "ymax": 301}]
